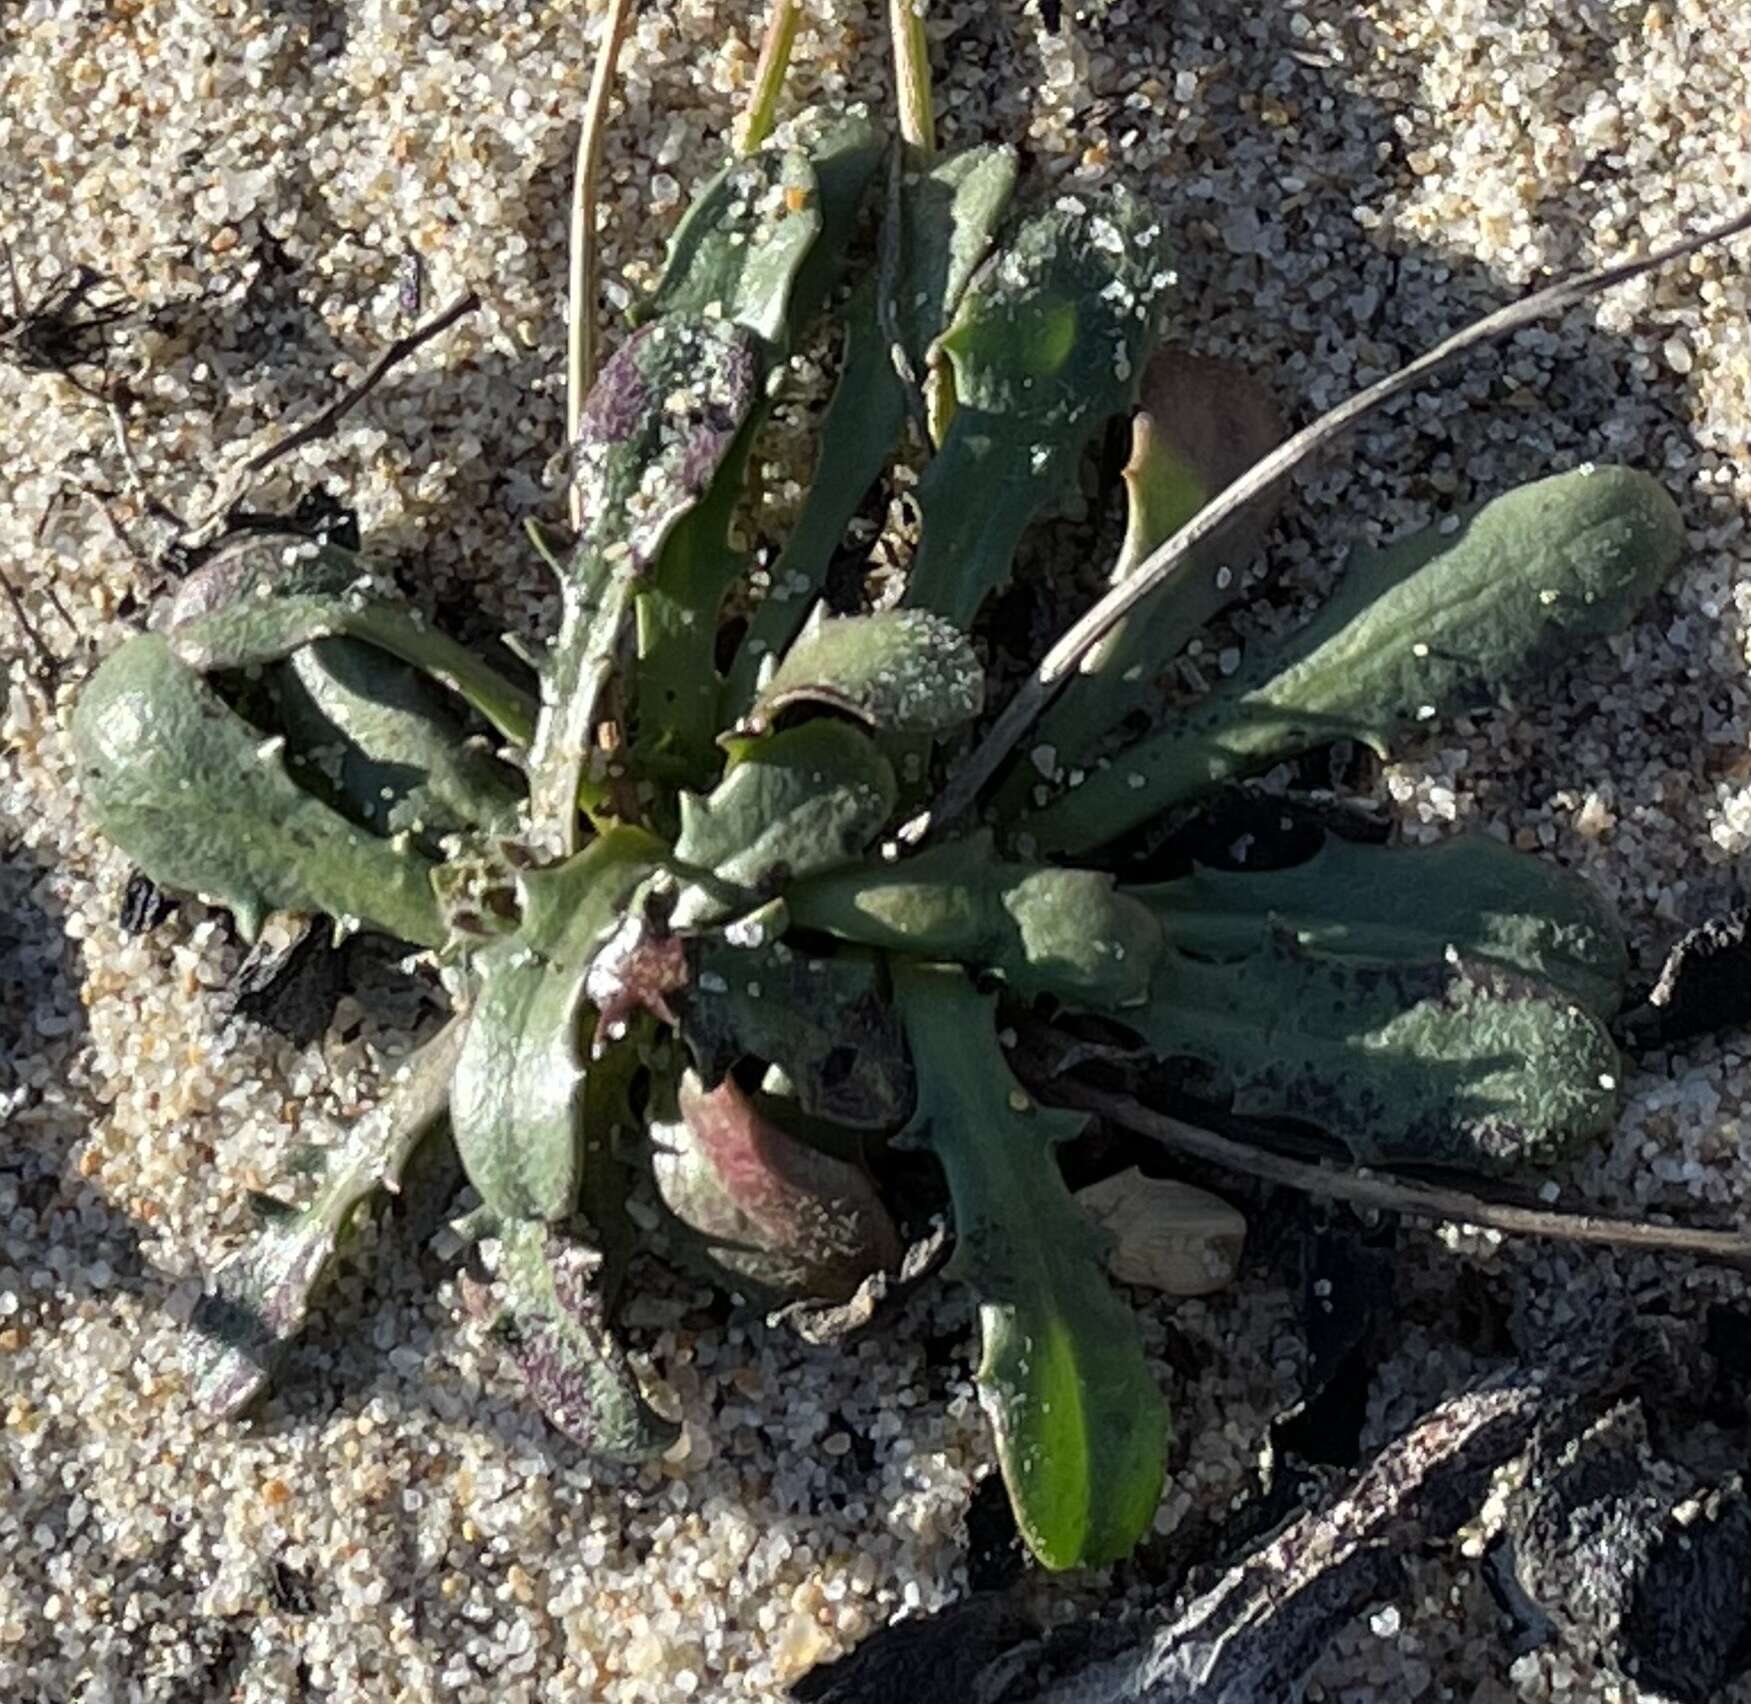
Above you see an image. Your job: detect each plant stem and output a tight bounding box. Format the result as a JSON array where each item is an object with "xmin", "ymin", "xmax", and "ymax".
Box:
[
  {"xmin": 888, "ymin": 0, "xmax": 935, "ymax": 162},
  {"xmin": 567, "ymin": 0, "xmax": 638, "ymax": 531},
  {"xmin": 1054, "ymin": 1080, "xmax": 1751, "ymax": 1265},
  {"xmin": 737, "ymin": 0, "xmax": 801, "ymax": 155}
]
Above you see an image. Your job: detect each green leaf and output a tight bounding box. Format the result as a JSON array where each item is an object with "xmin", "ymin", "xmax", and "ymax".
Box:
[
  {"xmin": 722, "ymin": 143, "xmax": 1019, "ymax": 719},
  {"xmin": 905, "ymin": 185, "xmax": 1173, "ymax": 627},
  {"xmin": 670, "ymin": 721, "xmax": 897, "ymax": 926},
  {"xmin": 532, "ymin": 314, "xmax": 763, "ymax": 844},
  {"xmin": 1134, "ymin": 931, "xmax": 1623, "ymax": 1171},
  {"xmin": 1134, "ymin": 831, "xmax": 1626, "ymax": 1019},
  {"xmin": 648, "ymin": 1070, "xmax": 902, "ymax": 1303},
  {"xmin": 679, "ymin": 932, "xmax": 911, "ymax": 1127},
  {"xmin": 448, "ymin": 829, "xmax": 663, "ymax": 1222},
  {"xmin": 271, "ymin": 638, "xmax": 524, "ymax": 844},
  {"xmin": 72, "ymin": 633, "xmax": 445, "ymax": 946},
  {"xmin": 486, "ymin": 1218, "xmax": 677, "ymax": 1461},
  {"xmin": 187, "ymin": 1019, "xmax": 465, "ymax": 1415},
  {"xmin": 1020, "ymin": 348, "xmax": 1284, "ymax": 791},
  {"xmin": 166, "ymin": 535, "xmax": 537, "ymax": 746},
  {"xmin": 886, "ymin": 141, "xmax": 1024, "ymax": 425},
  {"xmin": 1022, "ymin": 465, "xmax": 1685, "ymax": 855},
  {"xmin": 786, "ymin": 832, "xmax": 1161, "ymax": 1008},
  {"xmin": 893, "ymin": 964, "xmax": 1168, "ymax": 1570},
  {"xmin": 638, "ymin": 125, "xmax": 881, "ymax": 346},
  {"xmin": 738, "ymin": 609, "xmax": 984, "ymax": 738},
  {"xmin": 630, "ymin": 125, "xmax": 885, "ymax": 785},
  {"xmin": 628, "ymin": 418, "xmax": 761, "ymax": 790}
]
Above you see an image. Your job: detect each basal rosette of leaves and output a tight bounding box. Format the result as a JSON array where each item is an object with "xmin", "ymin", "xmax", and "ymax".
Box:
[{"xmin": 71, "ymin": 123, "xmax": 1685, "ymax": 1570}]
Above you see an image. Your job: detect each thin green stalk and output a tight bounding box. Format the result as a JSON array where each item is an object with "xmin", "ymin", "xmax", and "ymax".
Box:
[
  {"xmin": 888, "ymin": 0, "xmax": 935, "ymax": 161},
  {"xmin": 567, "ymin": 0, "xmax": 638, "ymax": 530},
  {"xmin": 736, "ymin": 0, "xmax": 802, "ymax": 155}
]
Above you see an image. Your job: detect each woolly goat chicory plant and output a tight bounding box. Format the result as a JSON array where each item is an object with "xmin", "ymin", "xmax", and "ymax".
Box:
[{"xmin": 71, "ymin": 47, "xmax": 1728, "ymax": 1567}]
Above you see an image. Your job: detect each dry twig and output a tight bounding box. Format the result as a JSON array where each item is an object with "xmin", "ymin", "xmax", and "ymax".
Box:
[{"xmin": 1053, "ymin": 1080, "xmax": 1751, "ymax": 1264}]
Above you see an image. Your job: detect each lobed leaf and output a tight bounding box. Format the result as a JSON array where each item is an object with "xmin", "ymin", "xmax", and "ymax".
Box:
[
  {"xmin": 904, "ymin": 185, "xmax": 1173, "ymax": 628},
  {"xmin": 786, "ymin": 832, "xmax": 1161, "ymax": 1008},
  {"xmin": 1135, "ymin": 830, "xmax": 1627, "ymax": 1020},
  {"xmin": 187, "ymin": 1018, "xmax": 465, "ymax": 1416},
  {"xmin": 722, "ymin": 143, "xmax": 1019, "ymax": 718},
  {"xmin": 648, "ymin": 1071, "xmax": 902, "ymax": 1304},
  {"xmin": 637, "ymin": 121, "xmax": 882, "ymax": 348},
  {"xmin": 532, "ymin": 314, "xmax": 762, "ymax": 845},
  {"xmin": 272, "ymin": 637, "xmax": 524, "ymax": 845},
  {"xmin": 1022, "ymin": 465, "xmax": 1685, "ymax": 855},
  {"xmin": 670, "ymin": 720, "xmax": 897, "ymax": 926},
  {"xmin": 1135, "ymin": 930, "xmax": 1623, "ymax": 1171},
  {"xmin": 448, "ymin": 829, "xmax": 663, "ymax": 1222},
  {"xmin": 485, "ymin": 1218, "xmax": 677, "ymax": 1461},
  {"xmin": 894, "ymin": 964, "xmax": 1168, "ymax": 1569},
  {"xmin": 72, "ymin": 633, "xmax": 446, "ymax": 946},
  {"xmin": 678, "ymin": 932, "xmax": 912, "ymax": 1127},
  {"xmin": 167, "ymin": 534, "xmax": 537, "ymax": 745},
  {"xmin": 629, "ymin": 126, "xmax": 883, "ymax": 786},
  {"xmin": 738, "ymin": 608, "xmax": 984, "ymax": 739}
]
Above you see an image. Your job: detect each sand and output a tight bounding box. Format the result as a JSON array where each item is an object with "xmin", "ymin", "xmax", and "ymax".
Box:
[{"xmin": 3, "ymin": 0, "xmax": 1751, "ymax": 1698}]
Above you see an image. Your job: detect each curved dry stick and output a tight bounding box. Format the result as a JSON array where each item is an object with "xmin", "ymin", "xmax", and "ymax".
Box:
[
  {"xmin": 909, "ymin": 204, "xmax": 1751, "ymax": 842},
  {"xmin": 567, "ymin": 0, "xmax": 639, "ymax": 530},
  {"xmin": 1055, "ymin": 1080, "xmax": 1751, "ymax": 1264}
]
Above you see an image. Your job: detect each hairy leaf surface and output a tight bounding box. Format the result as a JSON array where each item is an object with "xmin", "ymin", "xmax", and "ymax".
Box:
[
  {"xmin": 449, "ymin": 830, "xmax": 662, "ymax": 1222},
  {"xmin": 679, "ymin": 933, "xmax": 912, "ymax": 1127},
  {"xmin": 272, "ymin": 638, "xmax": 523, "ymax": 844},
  {"xmin": 1136, "ymin": 931, "xmax": 1622, "ymax": 1170},
  {"xmin": 167, "ymin": 535, "xmax": 537, "ymax": 744},
  {"xmin": 649, "ymin": 1072, "xmax": 902, "ymax": 1303},
  {"xmin": 723, "ymin": 143, "xmax": 1019, "ymax": 716},
  {"xmin": 670, "ymin": 721, "xmax": 896, "ymax": 925},
  {"xmin": 486, "ymin": 1218, "xmax": 677, "ymax": 1461},
  {"xmin": 1136, "ymin": 831, "xmax": 1626, "ymax": 1019},
  {"xmin": 787, "ymin": 833, "xmax": 1161, "ymax": 1007},
  {"xmin": 73, "ymin": 633, "xmax": 445, "ymax": 945},
  {"xmin": 532, "ymin": 315, "xmax": 762, "ymax": 845},
  {"xmin": 1025, "ymin": 466, "xmax": 1684, "ymax": 854},
  {"xmin": 630, "ymin": 127, "xmax": 883, "ymax": 785},
  {"xmin": 740, "ymin": 609, "xmax": 984, "ymax": 738},
  {"xmin": 905, "ymin": 186, "xmax": 1172, "ymax": 627}
]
